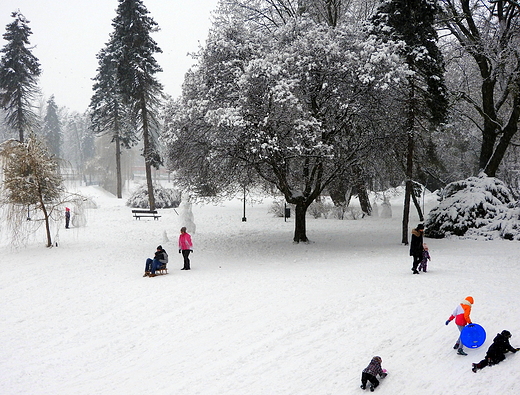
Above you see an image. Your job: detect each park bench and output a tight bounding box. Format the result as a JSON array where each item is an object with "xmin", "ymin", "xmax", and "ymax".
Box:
[{"xmin": 132, "ymin": 209, "xmax": 161, "ymax": 220}]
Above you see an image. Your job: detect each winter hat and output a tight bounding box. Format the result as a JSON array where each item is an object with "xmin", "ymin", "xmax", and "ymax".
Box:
[
  {"xmin": 417, "ymin": 223, "xmax": 424, "ymax": 230},
  {"xmin": 501, "ymin": 330, "xmax": 512, "ymax": 338},
  {"xmin": 465, "ymin": 296, "xmax": 474, "ymax": 305},
  {"xmin": 372, "ymin": 356, "xmax": 382, "ymax": 363},
  {"xmin": 157, "ymin": 245, "xmax": 162, "ymax": 250}
]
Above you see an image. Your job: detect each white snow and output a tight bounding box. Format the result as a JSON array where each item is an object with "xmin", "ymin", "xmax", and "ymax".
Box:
[{"xmin": 1, "ymin": 184, "xmax": 520, "ymax": 395}]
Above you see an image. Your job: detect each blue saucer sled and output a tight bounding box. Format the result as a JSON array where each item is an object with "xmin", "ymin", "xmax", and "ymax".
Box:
[{"xmin": 460, "ymin": 323, "xmax": 486, "ymax": 348}]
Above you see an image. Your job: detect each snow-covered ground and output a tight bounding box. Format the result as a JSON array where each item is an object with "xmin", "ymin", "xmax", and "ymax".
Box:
[{"xmin": 1, "ymin": 183, "xmax": 520, "ymax": 395}]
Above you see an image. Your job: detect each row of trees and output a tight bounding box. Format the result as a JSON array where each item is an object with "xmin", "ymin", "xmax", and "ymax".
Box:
[
  {"xmin": 2, "ymin": 0, "xmax": 520, "ymax": 245},
  {"xmin": 162, "ymin": 0, "xmax": 520, "ymax": 243},
  {"xmin": 0, "ymin": 1, "xmax": 164, "ymax": 246}
]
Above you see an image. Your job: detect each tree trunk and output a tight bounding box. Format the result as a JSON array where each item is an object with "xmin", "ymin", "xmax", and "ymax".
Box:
[
  {"xmin": 115, "ymin": 134, "xmax": 122, "ymax": 199},
  {"xmin": 411, "ymin": 187, "xmax": 424, "ymax": 222},
  {"xmin": 39, "ymin": 192, "xmax": 52, "ymax": 247},
  {"xmin": 402, "ymin": 79, "xmax": 415, "ymax": 245},
  {"xmin": 293, "ymin": 202, "xmax": 309, "ymax": 243},
  {"xmin": 402, "ymin": 181, "xmax": 412, "ymax": 245},
  {"xmin": 141, "ymin": 101, "xmax": 156, "ymax": 210},
  {"xmin": 353, "ymin": 164, "xmax": 371, "ymax": 215}
]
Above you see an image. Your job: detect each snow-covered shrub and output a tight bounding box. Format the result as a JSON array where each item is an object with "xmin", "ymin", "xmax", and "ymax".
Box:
[
  {"xmin": 465, "ymin": 201, "xmax": 520, "ymax": 240},
  {"xmin": 308, "ymin": 201, "xmax": 333, "ymax": 219},
  {"xmin": 424, "ymin": 174, "xmax": 514, "ymax": 238},
  {"xmin": 126, "ymin": 184, "xmax": 181, "ymax": 209}
]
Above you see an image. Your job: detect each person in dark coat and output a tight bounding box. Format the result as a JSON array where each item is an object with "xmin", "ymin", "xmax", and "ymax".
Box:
[
  {"xmin": 472, "ymin": 330, "xmax": 519, "ymax": 372},
  {"xmin": 360, "ymin": 356, "xmax": 387, "ymax": 391},
  {"xmin": 409, "ymin": 224, "xmax": 424, "ymax": 274},
  {"xmin": 143, "ymin": 245, "xmax": 168, "ymax": 277}
]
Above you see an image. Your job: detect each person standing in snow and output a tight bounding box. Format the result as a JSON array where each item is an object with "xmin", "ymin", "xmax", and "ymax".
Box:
[
  {"xmin": 178, "ymin": 227, "xmax": 193, "ymax": 270},
  {"xmin": 409, "ymin": 223, "xmax": 424, "ymax": 274},
  {"xmin": 445, "ymin": 296, "xmax": 474, "ymax": 355},
  {"xmin": 143, "ymin": 245, "xmax": 168, "ymax": 277},
  {"xmin": 418, "ymin": 244, "xmax": 431, "ymax": 272},
  {"xmin": 472, "ymin": 330, "xmax": 519, "ymax": 372},
  {"xmin": 65, "ymin": 207, "xmax": 71, "ymax": 229},
  {"xmin": 360, "ymin": 356, "xmax": 387, "ymax": 391}
]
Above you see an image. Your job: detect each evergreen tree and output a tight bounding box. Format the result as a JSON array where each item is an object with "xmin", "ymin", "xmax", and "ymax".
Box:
[
  {"xmin": 369, "ymin": 0, "xmax": 448, "ymax": 244},
  {"xmin": 0, "ymin": 11, "xmax": 41, "ymax": 143},
  {"xmin": 110, "ymin": 0, "xmax": 164, "ymax": 209},
  {"xmin": 41, "ymin": 95, "xmax": 61, "ymax": 158},
  {"xmin": 89, "ymin": 44, "xmax": 136, "ymax": 199}
]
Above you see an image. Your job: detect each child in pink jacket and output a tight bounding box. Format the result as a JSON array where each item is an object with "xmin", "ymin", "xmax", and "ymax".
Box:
[{"xmin": 178, "ymin": 227, "xmax": 193, "ymax": 270}]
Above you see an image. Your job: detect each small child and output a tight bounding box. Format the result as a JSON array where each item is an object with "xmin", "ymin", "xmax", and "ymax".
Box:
[
  {"xmin": 418, "ymin": 244, "xmax": 431, "ymax": 272},
  {"xmin": 361, "ymin": 356, "xmax": 387, "ymax": 392}
]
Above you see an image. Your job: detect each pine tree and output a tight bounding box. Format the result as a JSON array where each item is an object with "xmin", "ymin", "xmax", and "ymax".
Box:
[
  {"xmin": 41, "ymin": 95, "xmax": 62, "ymax": 158},
  {"xmin": 0, "ymin": 11, "xmax": 41, "ymax": 143},
  {"xmin": 89, "ymin": 44, "xmax": 136, "ymax": 199},
  {"xmin": 110, "ymin": 0, "xmax": 164, "ymax": 209},
  {"xmin": 369, "ymin": 0, "xmax": 448, "ymax": 244}
]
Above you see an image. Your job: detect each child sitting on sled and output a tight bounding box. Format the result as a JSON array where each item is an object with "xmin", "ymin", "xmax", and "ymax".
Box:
[{"xmin": 361, "ymin": 356, "xmax": 387, "ymax": 392}]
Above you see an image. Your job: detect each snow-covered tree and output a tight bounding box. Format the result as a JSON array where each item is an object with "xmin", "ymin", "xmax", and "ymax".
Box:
[
  {"xmin": 110, "ymin": 0, "xmax": 164, "ymax": 209},
  {"xmin": 41, "ymin": 95, "xmax": 61, "ymax": 158},
  {"xmin": 0, "ymin": 134, "xmax": 83, "ymax": 247},
  {"xmin": 424, "ymin": 174, "xmax": 514, "ymax": 239},
  {"xmin": 0, "ymin": 11, "xmax": 41, "ymax": 143},
  {"xmin": 438, "ymin": 0, "xmax": 520, "ymax": 178},
  {"xmin": 368, "ymin": 0, "xmax": 448, "ymax": 244},
  {"xmin": 164, "ymin": 11, "xmax": 406, "ymax": 242},
  {"xmin": 89, "ymin": 43, "xmax": 136, "ymax": 198},
  {"xmin": 63, "ymin": 112, "xmax": 95, "ymax": 183}
]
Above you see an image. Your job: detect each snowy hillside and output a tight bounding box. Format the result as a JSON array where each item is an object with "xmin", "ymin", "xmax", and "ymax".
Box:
[{"xmin": 1, "ymin": 185, "xmax": 520, "ymax": 395}]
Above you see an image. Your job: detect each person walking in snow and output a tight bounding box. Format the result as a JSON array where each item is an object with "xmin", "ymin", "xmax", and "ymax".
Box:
[
  {"xmin": 409, "ymin": 223, "xmax": 424, "ymax": 274},
  {"xmin": 472, "ymin": 330, "xmax": 519, "ymax": 372},
  {"xmin": 360, "ymin": 356, "xmax": 387, "ymax": 392},
  {"xmin": 178, "ymin": 227, "xmax": 193, "ymax": 270},
  {"xmin": 445, "ymin": 296, "xmax": 474, "ymax": 355},
  {"xmin": 418, "ymin": 244, "xmax": 431, "ymax": 272},
  {"xmin": 143, "ymin": 245, "xmax": 168, "ymax": 277}
]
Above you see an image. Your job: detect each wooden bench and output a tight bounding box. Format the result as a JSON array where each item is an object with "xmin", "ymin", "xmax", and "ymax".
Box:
[{"xmin": 132, "ymin": 209, "xmax": 161, "ymax": 220}]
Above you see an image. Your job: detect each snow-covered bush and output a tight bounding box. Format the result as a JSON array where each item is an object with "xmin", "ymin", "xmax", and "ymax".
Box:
[
  {"xmin": 465, "ymin": 201, "xmax": 520, "ymax": 240},
  {"xmin": 308, "ymin": 201, "xmax": 333, "ymax": 219},
  {"xmin": 424, "ymin": 174, "xmax": 514, "ymax": 239},
  {"xmin": 126, "ymin": 184, "xmax": 181, "ymax": 209}
]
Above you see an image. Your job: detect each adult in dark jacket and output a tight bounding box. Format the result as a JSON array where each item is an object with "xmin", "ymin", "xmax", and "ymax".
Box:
[
  {"xmin": 409, "ymin": 223, "xmax": 424, "ymax": 274},
  {"xmin": 143, "ymin": 245, "xmax": 168, "ymax": 277},
  {"xmin": 472, "ymin": 330, "xmax": 519, "ymax": 372}
]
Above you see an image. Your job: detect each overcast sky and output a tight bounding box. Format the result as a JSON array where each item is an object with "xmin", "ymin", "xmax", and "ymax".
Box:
[{"xmin": 0, "ymin": 0, "xmax": 219, "ymax": 113}]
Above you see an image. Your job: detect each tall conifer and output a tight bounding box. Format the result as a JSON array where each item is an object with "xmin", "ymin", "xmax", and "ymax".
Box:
[
  {"xmin": 0, "ymin": 11, "xmax": 41, "ymax": 143},
  {"xmin": 110, "ymin": 0, "xmax": 164, "ymax": 209}
]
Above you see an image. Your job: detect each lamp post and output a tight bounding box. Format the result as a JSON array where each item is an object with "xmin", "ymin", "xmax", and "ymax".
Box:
[{"xmin": 242, "ymin": 184, "xmax": 247, "ymax": 222}]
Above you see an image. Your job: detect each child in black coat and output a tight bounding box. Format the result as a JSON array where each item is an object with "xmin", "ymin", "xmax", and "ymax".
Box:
[
  {"xmin": 361, "ymin": 356, "xmax": 387, "ymax": 391},
  {"xmin": 472, "ymin": 330, "xmax": 519, "ymax": 372}
]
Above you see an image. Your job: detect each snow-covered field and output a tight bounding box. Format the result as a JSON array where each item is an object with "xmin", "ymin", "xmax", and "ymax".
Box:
[{"xmin": 1, "ymin": 183, "xmax": 520, "ymax": 395}]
